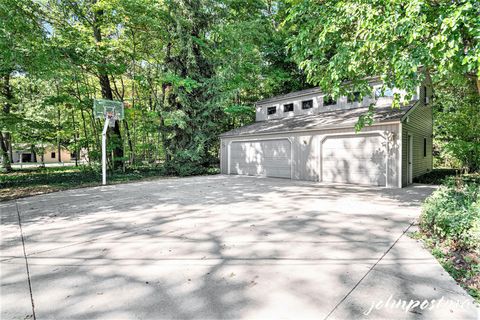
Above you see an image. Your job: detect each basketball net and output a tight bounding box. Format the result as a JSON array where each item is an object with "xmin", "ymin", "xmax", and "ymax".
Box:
[{"xmin": 106, "ymin": 111, "xmax": 116, "ymax": 127}]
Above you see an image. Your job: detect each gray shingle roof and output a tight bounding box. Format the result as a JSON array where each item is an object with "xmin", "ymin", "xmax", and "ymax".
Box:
[{"xmin": 220, "ymin": 102, "xmax": 416, "ymax": 137}]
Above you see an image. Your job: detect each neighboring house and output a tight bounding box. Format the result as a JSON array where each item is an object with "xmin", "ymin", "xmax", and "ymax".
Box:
[
  {"xmin": 12, "ymin": 145, "xmax": 85, "ymax": 164},
  {"xmin": 41, "ymin": 147, "xmax": 77, "ymax": 164},
  {"xmin": 219, "ymin": 78, "xmax": 433, "ymax": 188}
]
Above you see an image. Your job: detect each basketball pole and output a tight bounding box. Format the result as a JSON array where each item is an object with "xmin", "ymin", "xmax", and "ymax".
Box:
[
  {"xmin": 94, "ymin": 99, "xmax": 123, "ymax": 186},
  {"xmin": 102, "ymin": 117, "xmax": 110, "ymax": 185}
]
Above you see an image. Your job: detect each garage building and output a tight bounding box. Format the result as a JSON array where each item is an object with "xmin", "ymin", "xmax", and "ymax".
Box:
[{"xmin": 219, "ymin": 79, "xmax": 433, "ymax": 188}]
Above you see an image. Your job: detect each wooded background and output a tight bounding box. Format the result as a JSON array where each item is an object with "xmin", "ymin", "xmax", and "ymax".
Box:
[{"xmin": 1, "ymin": 0, "xmax": 479, "ymax": 174}]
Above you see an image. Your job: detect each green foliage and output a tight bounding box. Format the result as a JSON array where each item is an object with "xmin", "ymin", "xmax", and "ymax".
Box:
[
  {"xmin": 4, "ymin": 0, "xmax": 477, "ymax": 176},
  {"xmin": 354, "ymin": 104, "xmax": 375, "ymax": 132},
  {"xmin": 0, "ymin": 0, "xmax": 311, "ymax": 173},
  {"xmin": 285, "ymin": 0, "xmax": 480, "ymax": 106},
  {"xmin": 420, "ymin": 177, "xmax": 480, "ymax": 250},
  {"xmin": 416, "ymin": 174, "xmax": 480, "ymax": 301},
  {"xmin": 433, "ymin": 76, "xmax": 480, "ymax": 172}
]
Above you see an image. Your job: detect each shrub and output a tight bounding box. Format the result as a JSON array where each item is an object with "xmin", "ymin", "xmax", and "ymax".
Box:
[{"xmin": 419, "ymin": 178, "xmax": 480, "ymax": 250}]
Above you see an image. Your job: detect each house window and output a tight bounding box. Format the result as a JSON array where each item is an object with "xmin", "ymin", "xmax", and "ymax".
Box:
[
  {"xmin": 423, "ymin": 138, "xmax": 427, "ymax": 157},
  {"xmin": 267, "ymin": 106, "xmax": 277, "ymax": 115},
  {"xmin": 323, "ymin": 96, "xmax": 336, "ymax": 106},
  {"xmin": 347, "ymin": 92, "xmax": 361, "ymax": 103},
  {"xmin": 302, "ymin": 100, "xmax": 313, "ymax": 110},
  {"xmin": 423, "ymin": 86, "xmax": 429, "ymax": 105},
  {"xmin": 283, "ymin": 103, "xmax": 294, "ymax": 112},
  {"xmin": 51, "ymin": 152, "xmax": 56, "ymax": 159}
]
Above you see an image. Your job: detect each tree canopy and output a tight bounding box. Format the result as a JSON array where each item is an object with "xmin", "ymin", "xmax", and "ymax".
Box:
[
  {"xmin": 285, "ymin": 0, "xmax": 480, "ymax": 99},
  {"xmin": 1, "ymin": 0, "xmax": 306, "ymax": 173},
  {"xmin": 0, "ymin": 0, "xmax": 478, "ymax": 173}
]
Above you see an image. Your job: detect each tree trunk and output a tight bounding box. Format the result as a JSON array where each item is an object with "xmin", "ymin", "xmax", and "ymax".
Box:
[
  {"xmin": 31, "ymin": 145, "xmax": 37, "ymax": 163},
  {"xmin": 80, "ymin": 108, "xmax": 90, "ymax": 162},
  {"xmin": 0, "ymin": 73, "xmax": 13, "ymax": 171},
  {"xmin": 57, "ymin": 107, "xmax": 62, "ymax": 162},
  {"xmin": 124, "ymin": 119, "xmax": 134, "ymax": 164},
  {"xmin": 0, "ymin": 133, "xmax": 12, "ymax": 171},
  {"xmin": 92, "ymin": 7, "xmax": 123, "ymax": 169},
  {"xmin": 71, "ymin": 110, "xmax": 78, "ymax": 166},
  {"xmin": 7, "ymin": 133, "xmax": 13, "ymax": 162}
]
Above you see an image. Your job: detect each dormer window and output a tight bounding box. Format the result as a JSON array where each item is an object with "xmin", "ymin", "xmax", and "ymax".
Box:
[
  {"xmin": 323, "ymin": 96, "xmax": 336, "ymax": 106},
  {"xmin": 267, "ymin": 106, "xmax": 277, "ymax": 115},
  {"xmin": 302, "ymin": 100, "xmax": 313, "ymax": 110},
  {"xmin": 375, "ymin": 88, "xmax": 394, "ymax": 99},
  {"xmin": 283, "ymin": 103, "xmax": 294, "ymax": 112},
  {"xmin": 347, "ymin": 92, "xmax": 361, "ymax": 103}
]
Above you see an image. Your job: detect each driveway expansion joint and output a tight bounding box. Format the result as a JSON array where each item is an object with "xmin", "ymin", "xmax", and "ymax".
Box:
[
  {"xmin": 15, "ymin": 200, "xmax": 37, "ymax": 320},
  {"xmin": 323, "ymin": 220, "xmax": 415, "ymax": 320}
]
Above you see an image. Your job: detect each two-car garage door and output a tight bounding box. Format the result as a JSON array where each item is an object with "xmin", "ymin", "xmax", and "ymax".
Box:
[
  {"xmin": 227, "ymin": 134, "xmax": 386, "ymax": 186},
  {"xmin": 229, "ymin": 139, "xmax": 291, "ymax": 178}
]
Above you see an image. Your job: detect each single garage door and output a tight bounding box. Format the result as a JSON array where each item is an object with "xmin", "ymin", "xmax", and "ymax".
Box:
[
  {"xmin": 322, "ymin": 134, "xmax": 386, "ymax": 186},
  {"xmin": 230, "ymin": 139, "xmax": 291, "ymax": 178}
]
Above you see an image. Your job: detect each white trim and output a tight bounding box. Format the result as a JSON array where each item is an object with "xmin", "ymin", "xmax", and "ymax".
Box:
[
  {"xmin": 227, "ymin": 141, "xmax": 231, "ymax": 175},
  {"xmin": 220, "ymin": 121, "xmax": 401, "ymax": 139},
  {"xmin": 398, "ymin": 123, "xmax": 403, "ymax": 188},
  {"xmin": 319, "ymin": 131, "xmax": 388, "ymax": 187},
  {"xmin": 386, "ymin": 131, "xmax": 390, "ymax": 188},
  {"xmin": 407, "ymin": 133, "xmax": 413, "ymax": 184},
  {"xmin": 227, "ymin": 137, "xmax": 293, "ymax": 179},
  {"xmin": 257, "ymin": 89, "xmax": 323, "ymax": 106},
  {"xmin": 256, "ymin": 77, "xmax": 383, "ymax": 106}
]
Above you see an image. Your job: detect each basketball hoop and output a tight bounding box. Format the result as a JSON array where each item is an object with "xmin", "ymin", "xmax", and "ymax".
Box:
[
  {"xmin": 93, "ymin": 99, "xmax": 125, "ymax": 121},
  {"xmin": 93, "ymin": 99, "xmax": 125, "ymax": 185}
]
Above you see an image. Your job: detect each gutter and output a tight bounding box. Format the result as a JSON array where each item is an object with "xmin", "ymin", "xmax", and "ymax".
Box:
[{"xmin": 219, "ymin": 120, "xmax": 401, "ymax": 139}]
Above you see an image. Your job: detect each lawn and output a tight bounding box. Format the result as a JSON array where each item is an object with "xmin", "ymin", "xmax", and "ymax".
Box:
[{"xmin": 0, "ymin": 165, "xmax": 218, "ymax": 201}]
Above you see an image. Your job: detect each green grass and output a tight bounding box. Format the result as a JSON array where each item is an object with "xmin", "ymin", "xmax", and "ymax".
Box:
[{"xmin": 0, "ymin": 165, "xmax": 219, "ymax": 201}]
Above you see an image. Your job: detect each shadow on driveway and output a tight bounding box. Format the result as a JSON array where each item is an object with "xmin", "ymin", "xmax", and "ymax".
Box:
[{"xmin": 1, "ymin": 175, "xmax": 478, "ymax": 319}]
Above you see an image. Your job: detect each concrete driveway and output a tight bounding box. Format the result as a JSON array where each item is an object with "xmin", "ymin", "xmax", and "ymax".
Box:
[{"xmin": 1, "ymin": 175, "xmax": 478, "ymax": 319}]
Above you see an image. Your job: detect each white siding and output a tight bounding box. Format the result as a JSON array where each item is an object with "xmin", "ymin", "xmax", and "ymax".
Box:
[
  {"xmin": 401, "ymin": 80, "xmax": 434, "ymax": 186},
  {"xmin": 256, "ymin": 93, "xmax": 378, "ymax": 122},
  {"xmin": 229, "ymin": 139, "xmax": 291, "ymax": 178},
  {"xmin": 221, "ymin": 123, "xmax": 401, "ymax": 187}
]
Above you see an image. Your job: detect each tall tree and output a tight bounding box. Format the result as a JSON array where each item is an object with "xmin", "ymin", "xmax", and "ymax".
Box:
[
  {"xmin": 0, "ymin": 0, "xmax": 48, "ymax": 171},
  {"xmin": 285, "ymin": 0, "xmax": 480, "ymax": 99},
  {"xmin": 44, "ymin": 0, "xmax": 125, "ymax": 168},
  {"xmin": 433, "ymin": 75, "xmax": 480, "ymax": 172},
  {"xmin": 1, "ymin": 0, "xmax": 309, "ymax": 174}
]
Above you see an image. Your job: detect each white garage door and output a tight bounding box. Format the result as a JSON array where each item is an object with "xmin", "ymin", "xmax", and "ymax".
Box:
[
  {"xmin": 322, "ymin": 134, "xmax": 386, "ymax": 186},
  {"xmin": 230, "ymin": 139, "xmax": 291, "ymax": 178}
]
